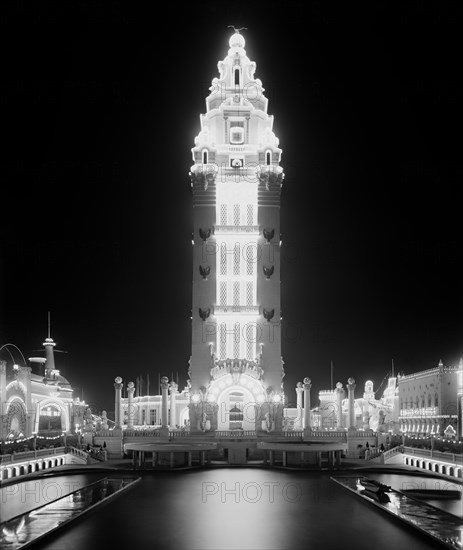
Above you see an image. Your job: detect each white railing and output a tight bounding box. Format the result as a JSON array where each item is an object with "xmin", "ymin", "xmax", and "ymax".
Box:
[
  {"xmin": 215, "ymin": 430, "xmax": 256, "ymax": 438},
  {"xmin": 169, "ymin": 431, "xmax": 191, "ymax": 438},
  {"xmin": 381, "ymin": 445, "xmax": 404, "ymax": 462},
  {"xmin": 365, "ymin": 448, "xmax": 382, "ymax": 460},
  {"xmin": 284, "ymin": 431, "xmax": 303, "ymax": 438},
  {"xmin": 309, "ymin": 430, "xmax": 347, "ymax": 439},
  {"xmin": 67, "ymin": 446, "xmax": 89, "ymax": 460},
  {"xmin": 402, "ymin": 446, "xmax": 463, "ymax": 465},
  {"xmin": 0, "ymin": 447, "xmax": 66, "ymax": 465},
  {"xmin": 123, "ymin": 430, "xmax": 161, "ymax": 438}
]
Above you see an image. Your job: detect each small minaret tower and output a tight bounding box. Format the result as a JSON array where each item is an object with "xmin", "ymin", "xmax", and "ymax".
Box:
[
  {"xmin": 189, "ymin": 29, "xmax": 285, "ymax": 431},
  {"xmin": 43, "ymin": 311, "xmax": 56, "ymax": 378}
]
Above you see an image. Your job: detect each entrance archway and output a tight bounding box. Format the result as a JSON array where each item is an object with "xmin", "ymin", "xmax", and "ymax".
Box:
[{"xmin": 216, "ymin": 385, "xmax": 257, "ymax": 430}]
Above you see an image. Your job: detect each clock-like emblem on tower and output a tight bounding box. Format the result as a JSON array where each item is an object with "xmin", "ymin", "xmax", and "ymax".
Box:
[
  {"xmin": 263, "ymin": 228, "xmax": 275, "ymax": 243},
  {"xmin": 199, "ymin": 228, "xmax": 211, "ymax": 242}
]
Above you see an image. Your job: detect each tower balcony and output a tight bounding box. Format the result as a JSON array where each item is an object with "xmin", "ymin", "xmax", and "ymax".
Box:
[
  {"xmin": 216, "ymin": 145, "xmax": 256, "ymax": 155},
  {"xmin": 214, "ymin": 225, "xmax": 260, "ymax": 236},
  {"xmin": 212, "ymin": 305, "xmax": 260, "ymax": 316}
]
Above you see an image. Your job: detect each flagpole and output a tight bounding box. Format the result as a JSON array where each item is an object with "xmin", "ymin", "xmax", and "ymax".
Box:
[{"xmin": 330, "ymin": 360, "xmax": 333, "ymax": 390}]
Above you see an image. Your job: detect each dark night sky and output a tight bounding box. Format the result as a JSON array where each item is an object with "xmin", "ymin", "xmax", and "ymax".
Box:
[{"xmin": 1, "ymin": 1, "xmax": 461, "ymax": 414}]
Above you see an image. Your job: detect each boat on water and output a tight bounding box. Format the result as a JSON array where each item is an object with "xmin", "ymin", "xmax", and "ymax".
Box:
[
  {"xmin": 402, "ymin": 489, "xmax": 461, "ymax": 500},
  {"xmin": 357, "ymin": 477, "xmax": 391, "ymax": 503},
  {"xmin": 359, "ymin": 478, "xmax": 391, "ymax": 493}
]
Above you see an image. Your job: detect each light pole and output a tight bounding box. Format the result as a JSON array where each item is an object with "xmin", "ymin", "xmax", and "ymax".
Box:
[{"xmin": 0, "ymin": 343, "xmax": 28, "ymax": 367}]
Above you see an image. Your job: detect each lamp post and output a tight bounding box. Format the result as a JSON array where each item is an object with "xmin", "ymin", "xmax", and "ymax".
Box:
[
  {"xmin": 0, "ymin": 343, "xmax": 29, "ymax": 367},
  {"xmin": 295, "ymin": 382, "xmax": 303, "ymax": 430},
  {"xmin": 347, "ymin": 377, "xmax": 356, "ymax": 429},
  {"xmin": 114, "ymin": 377, "xmax": 123, "ymax": 429},
  {"xmin": 127, "ymin": 381, "xmax": 135, "ymax": 429},
  {"xmin": 303, "ymin": 377, "xmax": 312, "ymax": 433},
  {"xmin": 160, "ymin": 376, "xmax": 169, "ymax": 429}
]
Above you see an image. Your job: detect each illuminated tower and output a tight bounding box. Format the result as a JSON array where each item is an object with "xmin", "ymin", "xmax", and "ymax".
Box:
[
  {"xmin": 43, "ymin": 312, "xmax": 57, "ymax": 379},
  {"xmin": 189, "ymin": 30, "xmax": 285, "ymax": 432}
]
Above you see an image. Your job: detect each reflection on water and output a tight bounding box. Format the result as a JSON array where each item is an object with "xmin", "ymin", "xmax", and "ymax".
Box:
[
  {"xmin": 0, "ymin": 474, "xmax": 102, "ymax": 523},
  {"xmin": 0, "ymin": 477, "xmax": 139, "ymax": 550},
  {"xmin": 333, "ymin": 476, "xmax": 463, "ymax": 550},
  {"xmin": 20, "ymin": 470, "xmax": 447, "ymax": 550}
]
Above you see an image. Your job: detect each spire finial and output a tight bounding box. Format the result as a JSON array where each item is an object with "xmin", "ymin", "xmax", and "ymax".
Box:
[
  {"xmin": 48, "ymin": 311, "xmax": 51, "ymax": 339},
  {"xmin": 227, "ymin": 25, "xmax": 247, "ymax": 34}
]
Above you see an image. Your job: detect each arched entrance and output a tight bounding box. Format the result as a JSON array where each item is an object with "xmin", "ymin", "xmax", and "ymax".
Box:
[
  {"xmin": 6, "ymin": 398, "xmax": 27, "ymax": 437},
  {"xmin": 35, "ymin": 399, "xmax": 70, "ymax": 433},
  {"xmin": 216, "ymin": 385, "xmax": 257, "ymax": 431},
  {"xmin": 38, "ymin": 404, "xmax": 62, "ymax": 432}
]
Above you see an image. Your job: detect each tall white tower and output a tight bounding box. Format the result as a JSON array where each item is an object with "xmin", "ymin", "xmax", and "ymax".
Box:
[{"xmin": 189, "ymin": 30, "xmax": 285, "ymax": 433}]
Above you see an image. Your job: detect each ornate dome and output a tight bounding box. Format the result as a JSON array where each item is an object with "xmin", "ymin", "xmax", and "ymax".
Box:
[{"xmin": 229, "ymin": 32, "xmax": 245, "ymax": 49}]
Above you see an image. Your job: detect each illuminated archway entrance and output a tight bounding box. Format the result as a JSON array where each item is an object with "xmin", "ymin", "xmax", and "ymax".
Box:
[
  {"xmin": 38, "ymin": 404, "xmax": 62, "ymax": 432},
  {"xmin": 216, "ymin": 384, "xmax": 258, "ymax": 431},
  {"xmin": 6, "ymin": 398, "xmax": 27, "ymax": 437}
]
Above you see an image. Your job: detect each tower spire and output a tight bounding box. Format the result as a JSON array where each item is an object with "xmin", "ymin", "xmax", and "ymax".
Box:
[
  {"xmin": 43, "ymin": 311, "xmax": 56, "ymax": 377},
  {"xmin": 227, "ymin": 25, "xmax": 248, "ymax": 34}
]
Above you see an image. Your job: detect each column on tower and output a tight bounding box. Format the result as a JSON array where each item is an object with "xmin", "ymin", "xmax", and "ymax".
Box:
[
  {"xmin": 347, "ymin": 378, "xmax": 356, "ymax": 429},
  {"xmin": 114, "ymin": 377, "xmax": 123, "ymax": 429}
]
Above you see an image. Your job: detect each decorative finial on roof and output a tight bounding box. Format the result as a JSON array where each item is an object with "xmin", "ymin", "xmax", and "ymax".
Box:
[
  {"xmin": 227, "ymin": 26, "xmax": 247, "ymax": 49},
  {"xmin": 227, "ymin": 25, "xmax": 247, "ymax": 34}
]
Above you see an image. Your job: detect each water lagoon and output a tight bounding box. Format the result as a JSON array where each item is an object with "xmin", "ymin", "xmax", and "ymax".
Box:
[{"xmin": 2, "ymin": 468, "xmax": 456, "ymax": 550}]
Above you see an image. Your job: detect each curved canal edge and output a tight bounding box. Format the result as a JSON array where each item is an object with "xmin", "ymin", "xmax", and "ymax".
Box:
[
  {"xmin": 331, "ymin": 475, "xmax": 463, "ymax": 550},
  {"xmin": 0, "ymin": 476, "xmax": 141, "ymax": 549}
]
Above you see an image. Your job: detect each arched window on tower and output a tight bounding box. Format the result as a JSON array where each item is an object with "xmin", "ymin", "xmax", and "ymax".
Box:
[
  {"xmin": 234, "ymin": 67, "xmax": 240, "ymax": 87},
  {"xmin": 428, "ymin": 394, "xmax": 432, "ymax": 407},
  {"xmin": 202, "ymin": 150, "xmax": 208, "ymax": 165},
  {"xmin": 266, "ymin": 150, "xmax": 271, "ymax": 165},
  {"xmin": 434, "ymin": 393, "xmax": 438, "ymax": 408}
]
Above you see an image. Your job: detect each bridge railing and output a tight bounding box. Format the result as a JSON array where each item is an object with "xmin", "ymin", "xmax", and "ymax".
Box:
[
  {"xmin": 380, "ymin": 445, "xmax": 404, "ymax": 463},
  {"xmin": 67, "ymin": 446, "xmax": 89, "ymax": 460},
  {"xmin": 402, "ymin": 446, "xmax": 463, "ymax": 465},
  {"xmin": 0, "ymin": 446, "xmax": 66, "ymax": 465}
]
